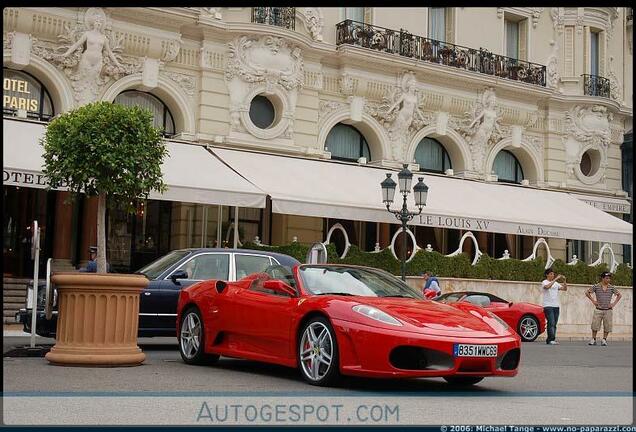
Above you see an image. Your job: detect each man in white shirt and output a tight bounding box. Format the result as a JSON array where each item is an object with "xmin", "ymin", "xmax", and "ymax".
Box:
[{"xmin": 542, "ymin": 268, "xmax": 568, "ymax": 345}]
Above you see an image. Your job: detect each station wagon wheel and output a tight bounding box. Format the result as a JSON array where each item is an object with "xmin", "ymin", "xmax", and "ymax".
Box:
[
  {"xmin": 298, "ymin": 317, "xmax": 340, "ymax": 386},
  {"xmin": 518, "ymin": 315, "xmax": 539, "ymax": 342},
  {"xmin": 179, "ymin": 307, "xmax": 219, "ymax": 365}
]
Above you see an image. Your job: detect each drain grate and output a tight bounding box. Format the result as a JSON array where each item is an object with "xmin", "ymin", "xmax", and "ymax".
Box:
[{"xmin": 3, "ymin": 345, "xmax": 52, "ymax": 358}]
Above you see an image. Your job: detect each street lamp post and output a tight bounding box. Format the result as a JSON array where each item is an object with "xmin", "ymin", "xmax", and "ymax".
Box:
[{"xmin": 380, "ymin": 164, "xmax": 429, "ymax": 282}]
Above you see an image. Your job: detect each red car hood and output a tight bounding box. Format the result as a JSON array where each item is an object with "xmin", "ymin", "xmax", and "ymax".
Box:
[{"xmin": 357, "ymin": 297, "xmax": 509, "ymax": 337}]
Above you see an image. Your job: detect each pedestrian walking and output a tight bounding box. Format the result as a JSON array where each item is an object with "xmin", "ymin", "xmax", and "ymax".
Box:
[
  {"xmin": 541, "ymin": 268, "xmax": 567, "ymax": 345},
  {"xmin": 585, "ymin": 271, "xmax": 622, "ymax": 346},
  {"xmin": 422, "ymin": 271, "xmax": 441, "ymax": 298}
]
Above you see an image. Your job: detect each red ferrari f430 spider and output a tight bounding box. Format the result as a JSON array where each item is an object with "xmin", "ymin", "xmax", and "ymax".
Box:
[
  {"xmin": 176, "ymin": 264, "xmax": 521, "ymax": 386},
  {"xmin": 436, "ymin": 292, "xmax": 546, "ymax": 342}
]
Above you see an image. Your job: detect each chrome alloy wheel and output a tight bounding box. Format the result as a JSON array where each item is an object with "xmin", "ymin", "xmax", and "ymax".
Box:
[
  {"xmin": 519, "ymin": 316, "xmax": 538, "ymax": 341},
  {"xmin": 180, "ymin": 312, "xmax": 202, "ymax": 359},
  {"xmin": 299, "ymin": 322, "xmax": 333, "ymax": 381}
]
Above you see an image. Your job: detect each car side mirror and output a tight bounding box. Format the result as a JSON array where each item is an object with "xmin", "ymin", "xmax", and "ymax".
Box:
[
  {"xmin": 170, "ymin": 270, "xmax": 188, "ymax": 284},
  {"xmin": 262, "ymin": 280, "xmax": 296, "ymax": 297},
  {"xmin": 509, "ymin": 302, "xmax": 514, "ymax": 306}
]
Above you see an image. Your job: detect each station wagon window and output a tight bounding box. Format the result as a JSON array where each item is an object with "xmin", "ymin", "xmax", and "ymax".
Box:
[
  {"xmin": 235, "ymin": 254, "xmax": 272, "ymax": 279},
  {"xmin": 137, "ymin": 249, "xmax": 190, "ymax": 279},
  {"xmin": 175, "ymin": 253, "xmax": 229, "ymax": 281}
]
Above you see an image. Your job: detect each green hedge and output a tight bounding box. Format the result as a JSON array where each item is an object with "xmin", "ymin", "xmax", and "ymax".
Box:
[{"xmin": 240, "ymin": 242, "xmax": 633, "ymax": 286}]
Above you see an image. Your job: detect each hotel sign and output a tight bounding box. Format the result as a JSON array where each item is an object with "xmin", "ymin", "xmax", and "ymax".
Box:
[
  {"xmin": 3, "ymin": 78, "xmax": 39, "ymax": 112},
  {"xmin": 578, "ymin": 198, "xmax": 631, "ymax": 214},
  {"xmin": 2, "ymin": 169, "xmax": 67, "ymax": 190}
]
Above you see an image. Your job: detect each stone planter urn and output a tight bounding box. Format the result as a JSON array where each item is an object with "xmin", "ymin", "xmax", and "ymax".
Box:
[{"xmin": 45, "ymin": 273, "xmax": 147, "ymax": 366}]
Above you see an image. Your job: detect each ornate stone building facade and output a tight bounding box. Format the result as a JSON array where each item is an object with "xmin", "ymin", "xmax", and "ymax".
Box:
[{"xmin": 3, "ymin": 7, "xmax": 633, "ymax": 286}]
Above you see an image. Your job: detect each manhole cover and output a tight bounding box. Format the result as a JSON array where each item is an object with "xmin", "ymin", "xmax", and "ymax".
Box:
[{"xmin": 3, "ymin": 345, "xmax": 52, "ymax": 358}]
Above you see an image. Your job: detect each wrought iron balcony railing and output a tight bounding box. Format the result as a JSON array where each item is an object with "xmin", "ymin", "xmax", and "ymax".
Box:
[
  {"xmin": 251, "ymin": 7, "xmax": 295, "ymax": 30},
  {"xmin": 336, "ymin": 20, "xmax": 547, "ymax": 87},
  {"xmin": 582, "ymin": 74, "xmax": 611, "ymax": 98}
]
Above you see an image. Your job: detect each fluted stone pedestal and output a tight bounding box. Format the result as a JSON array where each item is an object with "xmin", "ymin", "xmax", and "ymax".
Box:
[{"xmin": 45, "ymin": 273, "xmax": 147, "ymax": 366}]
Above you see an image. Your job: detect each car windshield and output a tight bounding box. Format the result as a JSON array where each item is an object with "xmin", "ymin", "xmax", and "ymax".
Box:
[
  {"xmin": 437, "ymin": 293, "xmax": 464, "ymax": 303},
  {"xmin": 299, "ymin": 266, "xmax": 423, "ymax": 299},
  {"xmin": 136, "ymin": 250, "xmax": 191, "ymax": 280}
]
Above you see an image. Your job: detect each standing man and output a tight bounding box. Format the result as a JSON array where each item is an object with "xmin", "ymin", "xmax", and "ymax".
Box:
[
  {"xmin": 585, "ymin": 272, "xmax": 622, "ymax": 346},
  {"xmin": 79, "ymin": 246, "xmax": 111, "ymax": 272},
  {"xmin": 422, "ymin": 271, "xmax": 441, "ymax": 298},
  {"xmin": 542, "ymin": 268, "xmax": 568, "ymax": 345}
]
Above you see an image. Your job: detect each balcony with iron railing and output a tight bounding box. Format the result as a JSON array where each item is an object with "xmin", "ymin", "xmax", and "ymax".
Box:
[
  {"xmin": 251, "ymin": 7, "xmax": 295, "ymax": 30},
  {"xmin": 336, "ymin": 20, "xmax": 547, "ymax": 87},
  {"xmin": 582, "ymin": 74, "xmax": 611, "ymax": 98}
]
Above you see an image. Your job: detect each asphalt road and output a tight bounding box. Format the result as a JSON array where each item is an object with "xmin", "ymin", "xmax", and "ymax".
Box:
[{"xmin": 2, "ymin": 336, "xmax": 633, "ymax": 426}]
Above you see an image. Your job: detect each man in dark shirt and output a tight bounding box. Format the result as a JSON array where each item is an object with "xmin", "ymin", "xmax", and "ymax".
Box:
[{"xmin": 585, "ymin": 271, "xmax": 622, "ymax": 346}]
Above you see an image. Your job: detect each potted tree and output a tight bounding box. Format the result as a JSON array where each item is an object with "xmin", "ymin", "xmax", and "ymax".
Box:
[{"xmin": 42, "ymin": 101, "xmax": 167, "ymax": 366}]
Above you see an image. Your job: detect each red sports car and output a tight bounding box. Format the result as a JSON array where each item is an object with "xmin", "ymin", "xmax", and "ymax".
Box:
[
  {"xmin": 436, "ymin": 291, "xmax": 546, "ymax": 342},
  {"xmin": 176, "ymin": 264, "xmax": 521, "ymax": 387}
]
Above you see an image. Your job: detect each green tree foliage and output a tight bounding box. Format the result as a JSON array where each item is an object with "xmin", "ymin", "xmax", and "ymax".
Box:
[
  {"xmin": 42, "ymin": 101, "xmax": 168, "ymax": 272},
  {"xmin": 42, "ymin": 101, "xmax": 167, "ymax": 204}
]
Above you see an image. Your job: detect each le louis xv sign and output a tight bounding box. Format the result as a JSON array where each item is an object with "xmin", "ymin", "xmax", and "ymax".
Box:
[{"xmin": 415, "ymin": 214, "xmax": 563, "ymax": 239}]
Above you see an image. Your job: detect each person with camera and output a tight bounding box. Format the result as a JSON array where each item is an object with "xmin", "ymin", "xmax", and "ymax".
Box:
[
  {"xmin": 585, "ymin": 271, "xmax": 622, "ymax": 346},
  {"xmin": 541, "ymin": 268, "xmax": 568, "ymax": 345}
]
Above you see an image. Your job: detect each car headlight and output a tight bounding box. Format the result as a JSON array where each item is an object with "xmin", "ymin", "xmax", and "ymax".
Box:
[{"xmin": 352, "ymin": 304, "xmax": 402, "ymax": 326}]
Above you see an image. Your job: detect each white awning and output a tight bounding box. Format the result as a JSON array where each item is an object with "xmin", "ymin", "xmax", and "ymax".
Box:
[
  {"xmin": 2, "ymin": 118, "xmax": 266, "ymax": 208},
  {"xmin": 213, "ymin": 147, "xmax": 633, "ymax": 245}
]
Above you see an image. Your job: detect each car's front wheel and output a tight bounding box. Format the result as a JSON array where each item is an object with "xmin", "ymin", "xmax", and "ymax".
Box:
[
  {"xmin": 179, "ymin": 307, "xmax": 219, "ymax": 365},
  {"xmin": 443, "ymin": 376, "xmax": 484, "ymax": 386},
  {"xmin": 517, "ymin": 314, "xmax": 540, "ymax": 342},
  {"xmin": 298, "ymin": 316, "xmax": 340, "ymax": 386}
]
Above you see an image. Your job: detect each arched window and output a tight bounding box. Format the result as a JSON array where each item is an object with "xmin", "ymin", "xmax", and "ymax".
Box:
[
  {"xmin": 325, "ymin": 123, "xmax": 371, "ymax": 162},
  {"xmin": 494, "ymin": 150, "xmax": 524, "ymax": 183},
  {"xmin": 414, "ymin": 137, "xmax": 452, "ymax": 173},
  {"xmin": 3, "ymin": 68, "xmax": 54, "ymax": 121},
  {"xmin": 114, "ymin": 90, "xmax": 176, "ymax": 136}
]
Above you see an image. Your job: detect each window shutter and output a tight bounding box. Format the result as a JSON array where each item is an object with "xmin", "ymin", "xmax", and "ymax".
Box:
[
  {"xmin": 565, "ymin": 26, "xmax": 574, "ymax": 76},
  {"xmin": 583, "ymin": 27, "xmax": 590, "ymax": 75},
  {"xmin": 364, "ymin": 7, "xmax": 373, "ymax": 25},
  {"xmin": 444, "ymin": 8, "xmax": 455, "ymax": 44},
  {"xmin": 518, "ymin": 19, "xmax": 528, "ymax": 61},
  {"xmin": 598, "ymin": 31, "xmax": 606, "ymax": 76}
]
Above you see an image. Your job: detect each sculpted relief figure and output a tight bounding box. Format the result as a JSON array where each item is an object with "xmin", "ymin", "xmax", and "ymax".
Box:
[
  {"xmin": 370, "ymin": 72, "xmax": 429, "ymax": 160},
  {"xmin": 53, "ymin": 8, "xmax": 130, "ymax": 105},
  {"xmin": 461, "ymin": 87, "xmax": 503, "ymax": 172}
]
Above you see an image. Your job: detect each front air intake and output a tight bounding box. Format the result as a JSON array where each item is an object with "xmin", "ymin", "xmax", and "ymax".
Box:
[
  {"xmin": 498, "ymin": 348, "xmax": 521, "ymax": 370},
  {"xmin": 389, "ymin": 346, "xmax": 454, "ymax": 371}
]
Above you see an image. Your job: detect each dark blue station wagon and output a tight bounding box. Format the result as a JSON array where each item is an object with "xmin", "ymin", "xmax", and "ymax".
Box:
[{"xmin": 17, "ymin": 248, "xmax": 300, "ymax": 337}]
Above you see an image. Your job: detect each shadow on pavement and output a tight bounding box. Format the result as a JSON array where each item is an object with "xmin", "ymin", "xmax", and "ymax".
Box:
[{"xmin": 212, "ymin": 358, "xmax": 506, "ymax": 393}]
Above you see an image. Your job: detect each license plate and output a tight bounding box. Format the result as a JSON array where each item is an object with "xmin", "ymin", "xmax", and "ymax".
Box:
[{"xmin": 453, "ymin": 344, "xmax": 498, "ymax": 357}]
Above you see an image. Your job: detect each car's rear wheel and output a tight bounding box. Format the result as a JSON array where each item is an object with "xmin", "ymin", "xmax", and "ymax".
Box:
[
  {"xmin": 179, "ymin": 307, "xmax": 219, "ymax": 365},
  {"xmin": 518, "ymin": 315, "xmax": 540, "ymax": 342},
  {"xmin": 443, "ymin": 376, "xmax": 484, "ymax": 386},
  {"xmin": 298, "ymin": 317, "xmax": 340, "ymax": 386}
]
